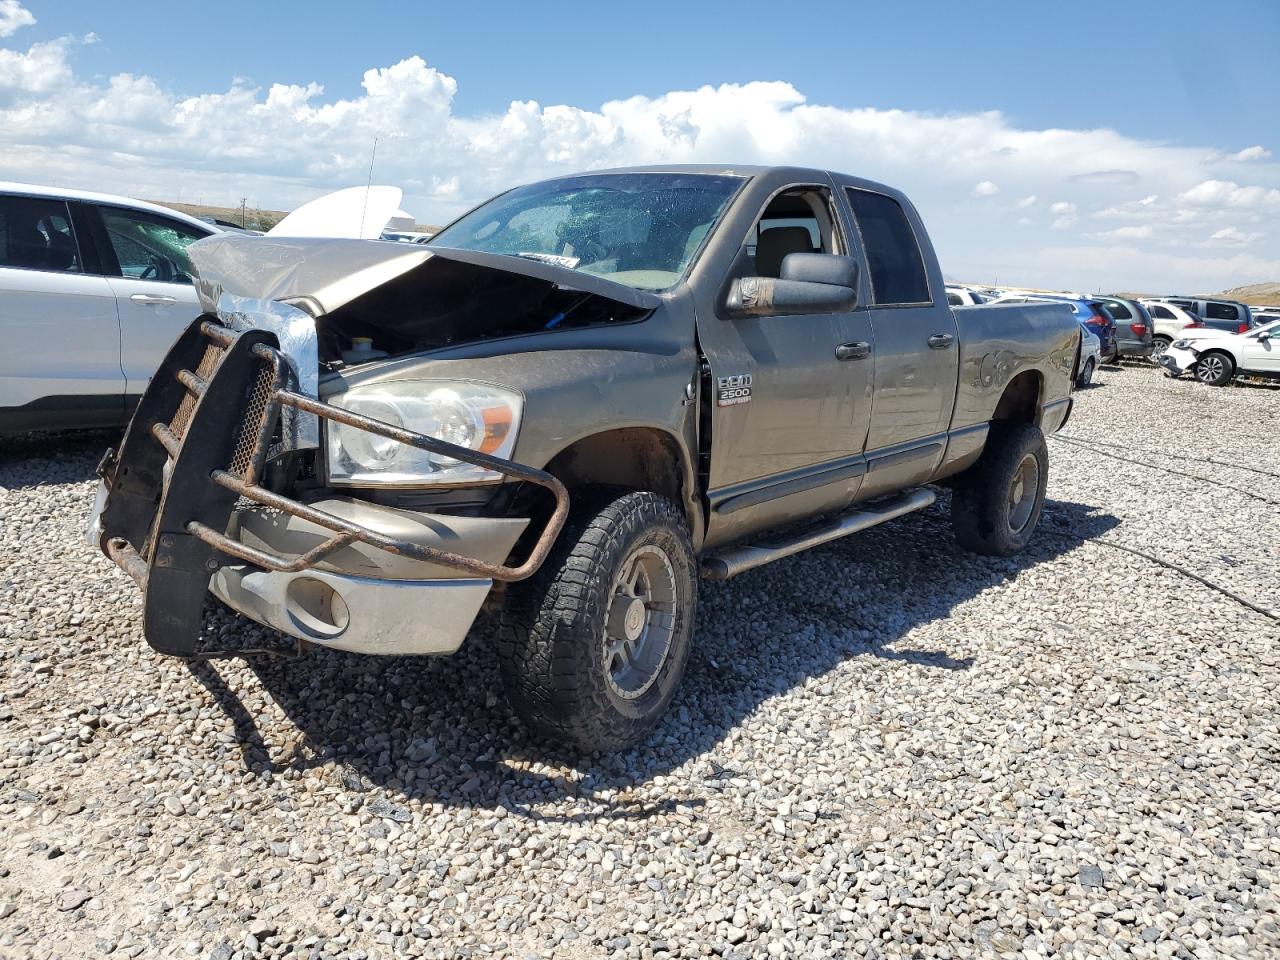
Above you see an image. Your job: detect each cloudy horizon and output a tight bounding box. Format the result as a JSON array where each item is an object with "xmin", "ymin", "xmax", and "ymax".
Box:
[{"xmin": 1, "ymin": 1, "xmax": 1277, "ymax": 294}]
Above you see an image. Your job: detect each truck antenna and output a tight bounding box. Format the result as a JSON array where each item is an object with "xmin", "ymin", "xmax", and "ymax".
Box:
[{"xmin": 359, "ymin": 136, "xmax": 379, "ymax": 238}]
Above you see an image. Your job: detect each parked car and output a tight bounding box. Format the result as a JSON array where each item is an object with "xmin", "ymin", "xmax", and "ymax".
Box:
[
  {"xmin": 1140, "ymin": 300, "xmax": 1208, "ymax": 358},
  {"xmin": 0, "ymin": 182, "xmax": 217, "ymax": 433},
  {"xmin": 88, "ymin": 165, "xmax": 1080, "ymax": 750},
  {"xmin": 1094, "ymin": 295, "xmax": 1154, "ymax": 360},
  {"xmin": 1077, "ymin": 323, "xmax": 1102, "ymax": 386},
  {"xmin": 988, "ymin": 292, "xmax": 1118, "ymax": 361},
  {"xmin": 945, "ymin": 285, "xmax": 987, "ymax": 306},
  {"xmin": 1159, "ymin": 296, "xmax": 1254, "ymax": 331},
  {"xmin": 1159, "ymin": 318, "xmax": 1280, "ymax": 385}
]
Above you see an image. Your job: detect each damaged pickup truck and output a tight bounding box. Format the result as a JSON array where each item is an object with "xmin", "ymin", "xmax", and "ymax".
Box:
[{"xmin": 89, "ymin": 166, "xmax": 1080, "ymax": 750}]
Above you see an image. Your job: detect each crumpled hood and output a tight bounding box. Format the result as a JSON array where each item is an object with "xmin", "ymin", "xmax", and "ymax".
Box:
[{"xmin": 187, "ymin": 233, "xmax": 662, "ymax": 318}]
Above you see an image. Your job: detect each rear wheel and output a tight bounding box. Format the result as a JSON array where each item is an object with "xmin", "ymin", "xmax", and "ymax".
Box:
[
  {"xmin": 1076, "ymin": 357, "xmax": 1096, "ymax": 388},
  {"xmin": 1151, "ymin": 336, "xmax": 1172, "ymax": 360},
  {"xmin": 497, "ymin": 490, "xmax": 696, "ymax": 751},
  {"xmin": 1193, "ymin": 351, "xmax": 1234, "ymax": 386},
  {"xmin": 952, "ymin": 423, "xmax": 1048, "ymax": 556}
]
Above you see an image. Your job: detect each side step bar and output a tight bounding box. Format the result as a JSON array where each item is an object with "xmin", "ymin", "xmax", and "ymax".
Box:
[{"xmin": 700, "ymin": 488, "xmax": 936, "ymax": 581}]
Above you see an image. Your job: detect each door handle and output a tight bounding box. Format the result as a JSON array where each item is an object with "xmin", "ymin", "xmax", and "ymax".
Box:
[
  {"xmin": 130, "ymin": 294, "xmax": 177, "ymax": 305},
  {"xmin": 927, "ymin": 333, "xmax": 955, "ymax": 349},
  {"xmin": 835, "ymin": 341, "xmax": 871, "ymax": 361}
]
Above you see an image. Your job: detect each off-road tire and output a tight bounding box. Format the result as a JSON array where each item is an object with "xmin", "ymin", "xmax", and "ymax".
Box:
[
  {"xmin": 497, "ymin": 490, "xmax": 696, "ymax": 752},
  {"xmin": 1193, "ymin": 351, "xmax": 1234, "ymax": 386},
  {"xmin": 1076, "ymin": 357, "xmax": 1095, "ymax": 388},
  {"xmin": 951, "ymin": 422, "xmax": 1048, "ymax": 556}
]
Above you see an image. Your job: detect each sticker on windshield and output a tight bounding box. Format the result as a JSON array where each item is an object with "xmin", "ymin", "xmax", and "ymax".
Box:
[
  {"xmin": 716, "ymin": 374, "xmax": 752, "ymax": 407},
  {"xmin": 516, "ymin": 252, "xmax": 581, "ymax": 269}
]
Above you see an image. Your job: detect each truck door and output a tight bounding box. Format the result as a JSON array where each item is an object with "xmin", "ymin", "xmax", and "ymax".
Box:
[
  {"xmin": 838, "ymin": 183, "xmax": 958, "ymax": 497},
  {"xmin": 692, "ymin": 178, "xmax": 874, "ymax": 548}
]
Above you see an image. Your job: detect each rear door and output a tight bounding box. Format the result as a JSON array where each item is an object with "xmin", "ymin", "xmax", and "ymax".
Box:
[
  {"xmin": 838, "ymin": 183, "xmax": 958, "ymax": 496},
  {"xmin": 90, "ymin": 204, "xmax": 210, "ymax": 402},
  {"xmin": 0, "ymin": 193, "xmax": 123, "ymax": 422}
]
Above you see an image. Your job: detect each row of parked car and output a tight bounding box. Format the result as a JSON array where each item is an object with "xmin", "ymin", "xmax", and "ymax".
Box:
[{"xmin": 946, "ymin": 284, "xmax": 1280, "ymax": 388}]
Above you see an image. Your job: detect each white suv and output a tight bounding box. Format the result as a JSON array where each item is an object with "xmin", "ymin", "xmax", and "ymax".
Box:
[{"xmin": 0, "ymin": 182, "xmax": 215, "ymax": 433}]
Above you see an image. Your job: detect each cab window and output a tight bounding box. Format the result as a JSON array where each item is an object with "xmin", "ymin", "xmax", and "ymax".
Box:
[
  {"xmin": 0, "ymin": 194, "xmax": 81, "ymax": 273},
  {"xmin": 744, "ymin": 186, "xmax": 843, "ymax": 279},
  {"xmin": 99, "ymin": 206, "xmax": 208, "ymax": 284},
  {"xmin": 844, "ymin": 188, "xmax": 930, "ymax": 305}
]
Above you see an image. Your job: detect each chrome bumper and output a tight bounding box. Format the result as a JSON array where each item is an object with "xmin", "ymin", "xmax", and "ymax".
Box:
[
  {"xmin": 209, "ymin": 497, "xmax": 529, "ymax": 655},
  {"xmin": 210, "ymin": 565, "xmax": 491, "ymax": 655}
]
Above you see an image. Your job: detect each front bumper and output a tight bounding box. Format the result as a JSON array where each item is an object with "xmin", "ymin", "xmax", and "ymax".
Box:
[
  {"xmin": 1160, "ymin": 346, "xmax": 1196, "ymax": 376},
  {"xmin": 92, "ymin": 316, "xmax": 568, "ymax": 658},
  {"xmin": 210, "ymin": 566, "xmax": 491, "ymax": 655}
]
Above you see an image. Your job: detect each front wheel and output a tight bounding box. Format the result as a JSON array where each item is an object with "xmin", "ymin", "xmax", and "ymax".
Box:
[
  {"xmin": 1193, "ymin": 351, "xmax": 1234, "ymax": 386},
  {"xmin": 1076, "ymin": 357, "xmax": 1096, "ymax": 388},
  {"xmin": 497, "ymin": 490, "xmax": 697, "ymax": 751},
  {"xmin": 951, "ymin": 423, "xmax": 1049, "ymax": 556}
]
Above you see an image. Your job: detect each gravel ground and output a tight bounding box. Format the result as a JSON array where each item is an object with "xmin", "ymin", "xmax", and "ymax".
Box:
[{"xmin": 1, "ymin": 362, "xmax": 1278, "ymax": 960}]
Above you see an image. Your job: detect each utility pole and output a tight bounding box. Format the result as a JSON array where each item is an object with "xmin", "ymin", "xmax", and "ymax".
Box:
[{"xmin": 239, "ymin": 198, "xmax": 247, "ymax": 229}]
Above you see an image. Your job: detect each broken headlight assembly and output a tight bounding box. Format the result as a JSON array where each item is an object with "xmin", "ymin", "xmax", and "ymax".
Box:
[
  {"xmin": 325, "ymin": 382, "xmax": 522, "ymax": 487},
  {"xmin": 1170, "ymin": 339, "xmax": 1194, "ymax": 350}
]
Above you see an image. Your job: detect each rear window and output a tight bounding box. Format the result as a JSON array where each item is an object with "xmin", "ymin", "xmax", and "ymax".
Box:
[
  {"xmin": 1148, "ymin": 305, "xmax": 1174, "ymax": 319},
  {"xmin": 845, "ymin": 189, "xmax": 931, "ymax": 305},
  {"xmin": 0, "ymin": 194, "xmax": 81, "ymax": 272},
  {"xmin": 1099, "ymin": 298, "xmax": 1132, "ymax": 320},
  {"xmin": 1204, "ymin": 301, "xmax": 1239, "ymax": 321}
]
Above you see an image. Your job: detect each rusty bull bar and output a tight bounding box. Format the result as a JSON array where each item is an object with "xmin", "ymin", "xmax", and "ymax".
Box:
[{"xmin": 96, "ymin": 316, "xmax": 569, "ymax": 657}]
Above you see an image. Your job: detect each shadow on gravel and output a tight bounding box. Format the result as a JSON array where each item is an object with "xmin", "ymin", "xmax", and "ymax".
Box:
[
  {"xmin": 0, "ymin": 429, "xmax": 116, "ymax": 489},
  {"xmin": 187, "ymin": 495, "xmax": 1120, "ymax": 822}
]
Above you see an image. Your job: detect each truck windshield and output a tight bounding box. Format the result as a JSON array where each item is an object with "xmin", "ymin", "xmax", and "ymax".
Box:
[{"xmin": 428, "ymin": 173, "xmax": 744, "ymax": 291}]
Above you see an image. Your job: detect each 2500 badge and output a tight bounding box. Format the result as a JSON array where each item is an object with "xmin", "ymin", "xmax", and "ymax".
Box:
[{"xmin": 716, "ymin": 374, "xmax": 753, "ymax": 407}]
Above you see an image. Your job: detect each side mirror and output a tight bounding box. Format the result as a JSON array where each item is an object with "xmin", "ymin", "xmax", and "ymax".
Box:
[
  {"xmin": 726, "ymin": 253, "xmax": 859, "ymax": 317},
  {"xmin": 1258, "ymin": 331, "xmax": 1272, "ymax": 342}
]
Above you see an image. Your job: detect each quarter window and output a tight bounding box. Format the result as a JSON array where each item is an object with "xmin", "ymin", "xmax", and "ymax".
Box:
[
  {"xmin": 99, "ymin": 207, "xmax": 208, "ymax": 284},
  {"xmin": 845, "ymin": 189, "xmax": 930, "ymax": 305},
  {"xmin": 1149, "ymin": 305, "xmax": 1174, "ymax": 319},
  {"xmin": 1204, "ymin": 301, "xmax": 1239, "ymax": 321},
  {"xmin": 0, "ymin": 194, "xmax": 81, "ymax": 272}
]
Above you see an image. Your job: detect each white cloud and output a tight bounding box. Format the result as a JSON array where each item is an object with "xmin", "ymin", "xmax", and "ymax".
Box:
[
  {"xmin": 1208, "ymin": 227, "xmax": 1263, "ymax": 247},
  {"xmin": 1049, "ymin": 201, "xmax": 1078, "ymax": 228},
  {"xmin": 1178, "ymin": 179, "xmax": 1280, "ymax": 210},
  {"xmin": 0, "ymin": 0, "xmax": 34, "ymax": 38},
  {"xmin": 1094, "ymin": 225, "xmax": 1153, "ymax": 241},
  {"xmin": 0, "ymin": 18, "xmax": 1277, "ymax": 292},
  {"xmin": 1230, "ymin": 145, "xmax": 1270, "ymax": 162}
]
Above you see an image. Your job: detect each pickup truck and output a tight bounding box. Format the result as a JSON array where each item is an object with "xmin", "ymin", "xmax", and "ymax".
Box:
[{"xmin": 89, "ymin": 165, "xmax": 1080, "ymax": 750}]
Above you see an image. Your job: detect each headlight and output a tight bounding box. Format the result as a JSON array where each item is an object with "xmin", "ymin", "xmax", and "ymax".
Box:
[
  {"xmin": 325, "ymin": 381, "xmax": 522, "ymax": 486},
  {"xmin": 1170, "ymin": 339, "xmax": 1192, "ymax": 349}
]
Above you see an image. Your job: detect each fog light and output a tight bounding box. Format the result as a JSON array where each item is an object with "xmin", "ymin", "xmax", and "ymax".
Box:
[{"xmin": 284, "ymin": 577, "xmax": 350, "ymax": 638}]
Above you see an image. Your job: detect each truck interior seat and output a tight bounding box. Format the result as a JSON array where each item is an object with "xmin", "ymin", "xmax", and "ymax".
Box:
[{"xmin": 756, "ymin": 226, "xmax": 814, "ymax": 278}]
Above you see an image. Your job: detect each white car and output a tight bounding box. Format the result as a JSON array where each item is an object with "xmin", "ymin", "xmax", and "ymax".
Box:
[
  {"xmin": 0, "ymin": 182, "xmax": 216, "ymax": 433},
  {"xmin": 945, "ymin": 285, "xmax": 987, "ymax": 306},
  {"xmin": 1159, "ymin": 318, "xmax": 1280, "ymax": 386},
  {"xmin": 1139, "ymin": 300, "xmax": 1205, "ymax": 358}
]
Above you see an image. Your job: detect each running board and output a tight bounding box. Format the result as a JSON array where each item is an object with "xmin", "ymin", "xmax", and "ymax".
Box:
[{"xmin": 700, "ymin": 488, "xmax": 936, "ymax": 581}]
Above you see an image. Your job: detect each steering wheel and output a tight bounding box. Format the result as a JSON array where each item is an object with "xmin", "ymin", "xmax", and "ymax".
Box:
[{"xmin": 139, "ymin": 258, "xmax": 161, "ymax": 281}]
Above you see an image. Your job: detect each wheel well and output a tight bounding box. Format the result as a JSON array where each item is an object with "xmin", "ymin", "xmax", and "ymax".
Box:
[
  {"xmin": 544, "ymin": 428, "xmax": 687, "ymax": 507},
  {"xmin": 992, "ymin": 370, "xmax": 1043, "ymax": 425}
]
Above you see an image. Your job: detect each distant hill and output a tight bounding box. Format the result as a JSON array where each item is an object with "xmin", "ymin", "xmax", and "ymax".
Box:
[
  {"xmin": 147, "ymin": 200, "xmax": 287, "ymax": 233},
  {"xmin": 1213, "ymin": 282, "xmax": 1280, "ymax": 306}
]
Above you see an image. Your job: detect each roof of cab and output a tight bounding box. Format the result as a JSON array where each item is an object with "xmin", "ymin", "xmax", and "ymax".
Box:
[
  {"xmin": 531, "ymin": 164, "xmax": 903, "ymax": 197},
  {"xmin": 0, "ymin": 180, "xmax": 217, "ymax": 234}
]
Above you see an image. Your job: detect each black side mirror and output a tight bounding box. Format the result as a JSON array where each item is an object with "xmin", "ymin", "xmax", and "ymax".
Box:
[{"xmin": 726, "ymin": 253, "xmax": 859, "ymax": 317}]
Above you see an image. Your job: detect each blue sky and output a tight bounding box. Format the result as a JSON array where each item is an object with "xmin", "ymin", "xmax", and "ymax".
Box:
[
  {"xmin": 2, "ymin": 0, "xmax": 1278, "ymax": 290},
  {"xmin": 32, "ymin": 0, "xmax": 1278, "ymax": 144}
]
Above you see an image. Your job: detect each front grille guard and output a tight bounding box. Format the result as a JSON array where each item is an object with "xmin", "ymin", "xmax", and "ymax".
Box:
[{"xmin": 99, "ymin": 317, "xmax": 569, "ymax": 657}]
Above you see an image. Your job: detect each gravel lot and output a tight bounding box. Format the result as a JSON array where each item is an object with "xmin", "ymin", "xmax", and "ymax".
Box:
[{"xmin": 2, "ymin": 362, "xmax": 1278, "ymax": 960}]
